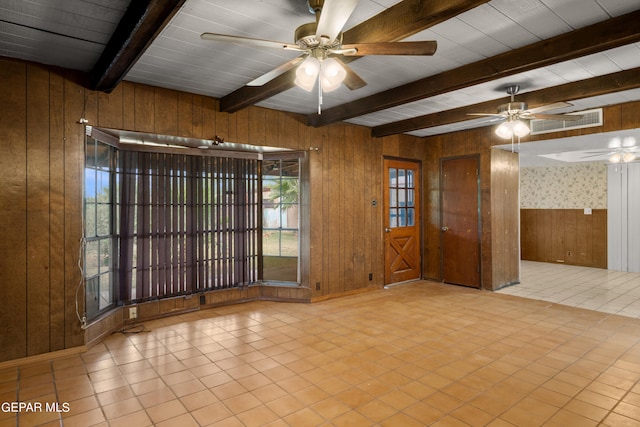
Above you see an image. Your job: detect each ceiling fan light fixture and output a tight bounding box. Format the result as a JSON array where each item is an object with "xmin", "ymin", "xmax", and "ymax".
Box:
[
  {"xmin": 512, "ymin": 120, "xmax": 530, "ymax": 137},
  {"xmin": 495, "ymin": 122, "xmax": 513, "ymax": 139},
  {"xmin": 622, "ymin": 152, "xmax": 636, "ymax": 163},
  {"xmin": 295, "ymin": 56, "xmax": 320, "ymax": 92},
  {"xmin": 319, "ymin": 57, "xmax": 346, "ymax": 92},
  {"xmin": 609, "ymin": 153, "xmax": 622, "ymax": 163}
]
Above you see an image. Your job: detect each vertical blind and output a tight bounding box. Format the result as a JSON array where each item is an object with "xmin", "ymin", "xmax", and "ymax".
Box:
[{"xmin": 118, "ymin": 151, "xmax": 260, "ymax": 303}]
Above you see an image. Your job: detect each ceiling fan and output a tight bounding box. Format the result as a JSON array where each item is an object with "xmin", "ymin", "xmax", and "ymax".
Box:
[
  {"xmin": 200, "ymin": 0, "xmax": 437, "ymax": 112},
  {"xmin": 580, "ymin": 137, "xmax": 638, "ymax": 163},
  {"xmin": 469, "ymin": 85, "xmax": 584, "ymax": 140}
]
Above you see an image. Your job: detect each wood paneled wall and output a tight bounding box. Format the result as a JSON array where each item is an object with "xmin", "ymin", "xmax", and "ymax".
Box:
[
  {"xmin": 421, "ymin": 99, "xmax": 640, "ymax": 289},
  {"xmin": 491, "ymin": 149, "xmax": 520, "ymax": 288},
  {"xmin": 0, "ymin": 57, "xmax": 426, "ymax": 362},
  {"xmin": 1, "ymin": 61, "xmax": 86, "ymax": 361},
  {"xmin": 521, "ymin": 209, "xmax": 607, "ymax": 268},
  {"xmin": 2, "ymin": 55, "xmax": 639, "ymax": 362}
]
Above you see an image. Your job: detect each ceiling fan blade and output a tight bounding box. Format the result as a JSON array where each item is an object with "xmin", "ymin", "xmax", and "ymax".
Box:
[
  {"xmin": 339, "ymin": 41, "xmax": 437, "ymax": 56},
  {"xmin": 338, "ymin": 59, "xmax": 367, "ymax": 90},
  {"xmin": 584, "ymin": 150, "xmax": 613, "ymax": 154},
  {"xmin": 247, "ymin": 56, "xmax": 306, "ymax": 87},
  {"xmin": 526, "ymin": 102, "xmax": 573, "ymax": 113},
  {"xmin": 315, "ymin": 0, "xmax": 359, "ymax": 44},
  {"xmin": 581, "ymin": 152, "xmax": 612, "ymax": 158},
  {"xmin": 200, "ymin": 33, "xmax": 301, "ymax": 51},
  {"xmin": 467, "ymin": 113, "xmax": 505, "ymax": 117},
  {"xmin": 525, "ymin": 113, "xmax": 584, "ymax": 121}
]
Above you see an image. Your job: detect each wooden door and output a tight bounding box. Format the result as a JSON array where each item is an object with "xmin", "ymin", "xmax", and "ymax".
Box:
[
  {"xmin": 384, "ymin": 159, "xmax": 421, "ymax": 284},
  {"xmin": 441, "ymin": 157, "xmax": 481, "ymax": 288}
]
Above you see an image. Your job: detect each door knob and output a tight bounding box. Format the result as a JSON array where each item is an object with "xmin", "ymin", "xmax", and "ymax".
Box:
[
  {"xmin": 441, "ymin": 226, "xmax": 449, "ymax": 232},
  {"xmin": 384, "ymin": 228, "xmax": 391, "ymax": 233}
]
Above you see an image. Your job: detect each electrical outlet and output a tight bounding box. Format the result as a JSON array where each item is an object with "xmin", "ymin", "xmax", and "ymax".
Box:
[
  {"xmin": 129, "ymin": 307, "xmax": 137, "ymax": 319},
  {"xmin": 369, "ymin": 273, "xmax": 373, "ymax": 281}
]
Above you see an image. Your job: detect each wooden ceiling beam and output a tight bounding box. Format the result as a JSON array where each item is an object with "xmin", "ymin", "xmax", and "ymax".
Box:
[
  {"xmin": 308, "ymin": 9, "xmax": 640, "ymax": 128},
  {"xmin": 90, "ymin": 0, "xmax": 186, "ymax": 92},
  {"xmin": 341, "ymin": 0, "xmax": 489, "ymax": 44},
  {"xmin": 219, "ymin": 0, "xmax": 489, "ymax": 113},
  {"xmin": 371, "ymin": 67, "xmax": 640, "ymax": 137}
]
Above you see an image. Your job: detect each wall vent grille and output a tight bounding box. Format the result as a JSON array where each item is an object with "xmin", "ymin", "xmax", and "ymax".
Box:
[{"xmin": 530, "ymin": 108, "xmax": 603, "ymax": 135}]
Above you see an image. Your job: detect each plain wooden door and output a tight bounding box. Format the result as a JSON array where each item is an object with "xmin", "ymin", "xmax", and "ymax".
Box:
[
  {"xmin": 441, "ymin": 157, "xmax": 481, "ymax": 288},
  {"xmin": 384, "ymin": 159, "xmax": 421, "ymax": 284}
]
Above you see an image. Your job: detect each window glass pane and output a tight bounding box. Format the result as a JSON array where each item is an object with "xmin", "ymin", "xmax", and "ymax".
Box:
[
  {"xmin": 389, "ymin": 168, "xmax": 397, "ymax": 188},
  {"xmin": 407, "ymin": 208, "xmax": 415, "ymax": 226},
  {"xmin": 85, "ymin": 138, "xmax": 96, "ymax": 167},
  {"xmin": 96, "ymin": 143, "xmax": 111, "ymax": 170},
  {"xmin": 408, "ymin": 189, "xmax": 415, "ymax": 207},
  {"xmin": 281, "ymin": 160, "xmax": 299, "ymax": 177},
  {"xmin": 398, "ymin": 169, "xmax": 406, "ymax": 189},
  {"xmin": 390, "ymin": 189, "xmax": 397, "ymax": 208},
  {"xmin": 85, "ymin": 169, "xmax": 96, "ymax": 200},
  {"xmin": 279, "ymin": 177, "xmax": 299, "ymax": 204},
  {"xmin": 99, "ymin": 273, "xmax": 112, "ymax": 310},
  {"xmin": 263, "ymin": 206, "xmax": 280, "ymax": 228},
  {"xmin": 280, "ymin": 204, "xmax": 297, "ymax": 228},
  {"xmin": 85, "ymin": 203, "xmax": 96, "ymax": 236},
  {"xmin": 407, "ymin": 170, "xmax": 414, "ymax": 188},
  {"xmin": 398, "ymin": 188, "xmax": 406, "ymax": 207},
  {"xmin": 280, "ymin": 230, "xmax": 298, "ymax": 257},
  {"xmin": 263, "ymin": 160, "xmax": 280, "ymax": 178},
  {"xmin": 85, "ymin": 241, "xmax": 99, "ymax": 277},
  {"xmin": 99, "ymin": 239, "xmax": 111, "ymax": 270},
  {"xmin": 390, "ymin": 209, "xmax": 398, "ymax": 228},
  {"xmin": 398, "ymin": 208, "xmax": 407, "ymax": 227},
  {"xmin": 263, "ymin": 230, "xmax": 281, "ymax": 256},
  {"xmin": 96, "ymin": 171, "xmax": 111, "ymax": 203},
  {"xmin": 96, "ymin": 204, "xmax": 110, "ymax": 236}
]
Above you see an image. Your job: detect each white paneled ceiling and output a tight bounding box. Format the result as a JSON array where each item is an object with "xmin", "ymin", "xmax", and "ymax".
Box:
[
  {"xmin": 1, "ymin": 0, "xmax": 639, "ymax": 163},
  {"xmin": 0, "ymin": 0, "xmax": 129, "ymax": 71}
]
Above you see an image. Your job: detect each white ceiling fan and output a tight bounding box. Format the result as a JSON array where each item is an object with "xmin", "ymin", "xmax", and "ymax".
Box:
[
  {"xmin": 469, "ymin": 85, "xmax": 584, "ymax": 140},
  {"xmin": 580, "ymin": 137, "xmax": 639, "ymax": 163},
  {"xmin": 200, "ymin": 0, "xmax": 438, "ymax": 112}
]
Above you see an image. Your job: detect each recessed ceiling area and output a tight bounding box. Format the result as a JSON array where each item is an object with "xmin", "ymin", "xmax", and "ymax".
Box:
[{"xmin": 495, "ymin": 128, "xmax": 640, "ymax": 167}]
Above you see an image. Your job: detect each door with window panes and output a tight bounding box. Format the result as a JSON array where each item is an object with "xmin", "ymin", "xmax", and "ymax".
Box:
[{"xmin": 384, "ymin": 159, "xmax": 421, "ymax": 284}]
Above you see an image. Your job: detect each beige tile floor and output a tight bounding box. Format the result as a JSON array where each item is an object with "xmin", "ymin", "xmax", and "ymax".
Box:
[
  {"xmin": 498, "ymin": 261, "xmax": 640, "ymax": 319},
  {"xmin": 2, "ymin": 263, "xmax": 640, "ymax": 426}
]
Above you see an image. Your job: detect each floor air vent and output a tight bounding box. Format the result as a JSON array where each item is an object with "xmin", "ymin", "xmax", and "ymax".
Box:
[{"xmin": 530, "ymin": 108, "xmax": 603, "ymax": 135}]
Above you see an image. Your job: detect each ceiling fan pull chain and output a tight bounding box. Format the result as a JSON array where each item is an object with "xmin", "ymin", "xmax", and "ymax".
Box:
[{"xmin": 318, "ymin": 74, "xmax": 323, "ymax": 114}]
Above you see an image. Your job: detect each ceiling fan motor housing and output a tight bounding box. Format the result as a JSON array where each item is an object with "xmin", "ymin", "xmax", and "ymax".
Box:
[
  {"xmin": 295, "ymin": 22, "xmax": 342, "ymax": 52},
  {"xmin": 295, "ymin": 22, "xmax": 319, "ymax": 48},
  {"xmin": 498, "ymin": 102, "xmax": 528, "ymax": 114}
]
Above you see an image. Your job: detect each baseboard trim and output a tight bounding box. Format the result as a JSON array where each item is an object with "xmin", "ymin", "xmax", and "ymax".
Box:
[{"xmin": 0, "ymin": 346, "xmax": 88, "ymax": 370}]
